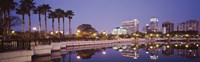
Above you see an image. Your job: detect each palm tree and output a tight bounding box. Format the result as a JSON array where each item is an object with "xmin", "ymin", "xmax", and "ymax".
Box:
[
  {"xmin": 55, "ymin": 9, "xmax": 64, "ymax": 34},
  {"xmin": 65, "ymin": 10, "xmax": 74, "ymax": 35},
  {"xmin": 0, "ymin": 0, "xmax": 18, "ymax": 40},
  {"xmin": 16, "ymin": 6, "xmax": 26, "ymax": 33},
  {"xmin": 48, "ymin": 11, "xmax": 56, "ymax": 34},
  {"xmin": 33, "ymin": 5, "xmax": 43, "ymax": 37},
  {"xmin": 23, "ymin": 0, "xmax": 35, "ymax": 38},
  {"xmin": 61, "ymin": 11, "xmax": 65, "ymax": 35},
  {"xmin": 40, "ymin": 4, "xmax": 51, "ymax": 37}
]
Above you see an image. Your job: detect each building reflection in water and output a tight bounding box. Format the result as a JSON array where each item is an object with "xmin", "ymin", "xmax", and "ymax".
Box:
[
  {"xmin": 176, "ymin": 44, "xmax": 199, "ymax": 58},
  {"xmin": 32, "ymin": 55, "xmax": 51, "ymax": 62},
  {"xmin": 162, "ymin": 44, "xmax": 174, "ymax": 56},
  {"xmin": 76, "ymin": 49, "xmax": 98, "ymax": 59},
  {"xmin": 51, "ymin": 51, "xmax": 61, "ymax": 62},
  {"xmin": 121, "ymin": 44, "xmax": 139, "ymax": 60},
  {"xmin": 29, "ymin": 42, "xmax": 200, "ymax": 62},
  {"xmin": 146, "ymin": 44, "xmax": 159, "ymax": 61}
]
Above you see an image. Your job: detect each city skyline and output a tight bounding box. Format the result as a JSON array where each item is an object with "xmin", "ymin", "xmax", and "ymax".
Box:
[{"xmin": 12, "ymin": 0, "xmax": 200, "ymax": 34}]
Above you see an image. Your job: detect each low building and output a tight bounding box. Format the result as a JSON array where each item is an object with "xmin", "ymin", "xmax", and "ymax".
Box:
[
  {"xmin": 177, "ymin": 20, "xmax": 200, "ymax": 33},
  {"xmin": 112, "ymin": 27, "xmax": 127, "ymax": 35}
]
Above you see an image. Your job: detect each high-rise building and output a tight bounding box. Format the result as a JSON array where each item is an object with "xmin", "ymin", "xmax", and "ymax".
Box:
[
  {"xmin": 112, "ymin": 27, "xmax": 127, "ymax": 35},
  {"xmin": 122, "ymin": 19, "xmax": 139, "ymax": 34},
  {"xmin": 162, "ymin": 21, "xmax": 174, "ymax": 34},
  {"xmin": 149, "ymin": 17, "xmax": 160, "ymax": 32},
  {"xmin": 177, "ymin": 20, "xmax": 200, "ymax": 33},
  {"xmin": 142, "ymin": 24, "xmax": 150, "ymax": 34}
]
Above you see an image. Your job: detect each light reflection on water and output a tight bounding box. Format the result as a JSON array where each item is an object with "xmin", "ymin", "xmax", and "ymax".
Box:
[{"xmin": 32, "ymin": 42, "xmax": 200, "ymax": 62}]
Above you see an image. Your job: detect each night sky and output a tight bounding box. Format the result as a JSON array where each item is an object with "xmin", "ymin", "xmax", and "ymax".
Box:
[{"xmin": 13, "ymin": 0, "xmax": 200, "ymax": 34}]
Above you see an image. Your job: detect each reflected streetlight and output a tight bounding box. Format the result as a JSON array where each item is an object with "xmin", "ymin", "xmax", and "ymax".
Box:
[
  {"xmin": 102, "ymin": 51, "xmax": 106, "ymax": 55},
  {"xmin": 119, "ymin": 49, "xmax": 123, "ymax": 52},
  {"xmin": 146, "ymin": 51, "xmax": 149, "ymax": 54}
]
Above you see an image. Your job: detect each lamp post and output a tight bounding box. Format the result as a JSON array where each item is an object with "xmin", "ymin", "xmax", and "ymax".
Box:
[
  {"xmin": 32, "ymin": 27, "xmax": 37, "ymax": 45},
  {"xmin": 185, "ymin": 34, "xmax": 190, "ymax": 43},
  {"xmin": 166, "ymin": 34, "xmax": 171, "ymax": 43},
  {"xmin": 33, "ymin": 27, "xmax": 37, "ymax": 32}
]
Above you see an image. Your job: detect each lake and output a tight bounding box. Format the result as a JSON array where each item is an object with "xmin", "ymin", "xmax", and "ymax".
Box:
[{"xmin": 33, "ymin": 42, "xmax": 200, "ymax": 62}]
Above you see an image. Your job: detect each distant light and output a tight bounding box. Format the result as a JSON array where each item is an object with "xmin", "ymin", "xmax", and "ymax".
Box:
[
  {"xmin": 32, "ymin": 27, "xmax": 37, "ymax": 31},
  {"xmin": 77, "ymin": 30, "xmax": 81, "ymax": 33},
  {"xmin": 150, "ymin": 34, "xmax": 153, "ymax": 36},
  {"xmin": 175, "ymin": 44, "xmax": 178, "ymax": 47},
  {"xmin": 77, "ymin": 56, "xmax": 81, "ymax": 59},
  {"xmin": 185, "ymin": 34, "xmax": 189, "ymax": 37},
  {"xmin": 11, "ymin": 31, "xmax": 15, "ymax": 34},
  {"xmin": 150, "ymin": 46, "xmax": 153, "ymax": 49},
  {"xmin": 93, "ymin": 33, "xmax": 97, "ymax": 36},
  {"xmin": 50, "ymin": 32, "xmax": 54, "ymax": 35},
  {"xmin": 185, "ymin": 45, "xmax": 189, "ymax": 48},
  {"xmin": 196, "ymin": 44, "xmax": 199, "ymax": 47},
  {"xmin": 166, "ymin": 34, "xmax": 170, "ymax": 37},
  {"xmin": 156, "ymin": 44, "xmax": 159, "ymax": 47},
  {"xmin": 167, "ymin": 45, "xmax": 170, "ymax": 48},
  {"xmin": 156, "ymin": 34, "xmax": 159, "ymax": 37}
]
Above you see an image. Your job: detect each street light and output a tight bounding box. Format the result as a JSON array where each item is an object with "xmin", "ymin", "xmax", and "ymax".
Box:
[
  {"xmin": 166, "ymin": 34, "xmax": 170, "ymax": 37},
  {"xmin": 50, "ymin": 32, "xmax": 54, "ymax": 35},
  {"xmin": 185, "ymin": 34, "xmax": 189, "ymax": 37},
  {"xmin": 150, "ymin": 34, "xmax": 153, "ymax": 36},
  {"xmin": 77, "ymin": 29, "xmax": 81, "ymax": 33},
  {"xmin": 11, "ymin": 30, "xmax": 15, "ymax": 34},
  {"xmin": 156, "ymin": 34, "xmax": 159, "ymax": 38},
  {"xmin": 77, "ymin": 55, "xmax": 81, "ymax": 59},
  {"xmin": 32, "ymin": 27, "xmax": 37, "ymax": 31}
]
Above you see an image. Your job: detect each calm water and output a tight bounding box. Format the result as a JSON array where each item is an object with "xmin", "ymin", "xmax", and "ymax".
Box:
[{"xmin": 33, "ymin": 43, "xmax": 200, "ymax": 62}]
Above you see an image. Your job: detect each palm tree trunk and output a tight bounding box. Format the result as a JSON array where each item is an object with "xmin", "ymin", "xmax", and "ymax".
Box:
[
  {"xmin": 2, "ymin": 10, "xmax": 6, "ymax": 40},
  {"xmin": 38, "ymin": 13, "xmax": 41, "ymax": 38},
  {"xmin": 44, "ymin": 12, "xmax": 47, "ymax": 37},
  {"xmin": 62, "ymin": 16, "xmax": 65, "ymax": 35},
  {"xmin": 52, "ymin": 17, "xmax": 55, "ymax": 34},
  {"xmin": 7, "ymin": 10, "xmax": 11, "ymax": 39},
  {"xmin": 58, "ymin": 17, "xmax": 60, "ymax": 33},
  {"xmin": 69, "ymin": 19, "xmax": 71, "ymax": 35},
  {"xmin": 28, "ymin": 13, "xmax": 31, "ymax": 39},
  {"xmin": 22, "ymin": 14, "xmax": 25, "ymax": 33}
]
